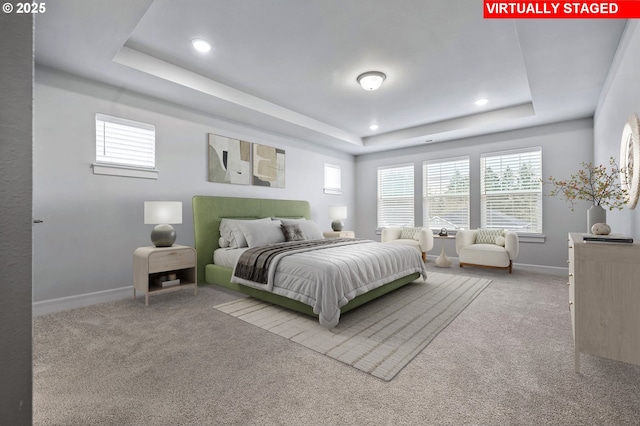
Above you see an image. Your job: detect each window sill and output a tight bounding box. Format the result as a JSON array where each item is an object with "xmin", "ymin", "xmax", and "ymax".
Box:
[
  {"xmin": 518, "ymin": 233, "xmax": 546, "ymax": 243},
  {"xmin": 92, "ymin": 163, "xmax": 158, "ymax": 180}
]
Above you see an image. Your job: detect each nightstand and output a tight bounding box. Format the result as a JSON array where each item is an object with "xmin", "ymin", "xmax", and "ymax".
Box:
[
  {"xmin": 133, "ymin": 245, "xmax": 198, "ymax": 306},
  {"xmin": 323, "ymin": 231, "xmax": 355, "ymax": 239}
]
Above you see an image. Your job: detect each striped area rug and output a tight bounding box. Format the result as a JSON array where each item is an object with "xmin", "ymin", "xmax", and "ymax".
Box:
[{"xmin": 214, "ymin": 272, "xmax": 491, "ymax": 381}]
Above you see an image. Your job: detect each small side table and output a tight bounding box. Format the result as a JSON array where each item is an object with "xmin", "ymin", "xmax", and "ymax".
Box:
[
  {"xmin": 433, "ymin": 235, "xmax": 455, "ymax": 267},
  {"xmin": 323, "ymin": 231, "xmax": 355, "ymax": 239},
  {"xmin": 133, "ymin": 245, "xmax": 198, "ymax": 306}
]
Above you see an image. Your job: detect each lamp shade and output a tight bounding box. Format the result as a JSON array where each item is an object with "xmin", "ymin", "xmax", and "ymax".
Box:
[
  {"xmin": 144, "ymin": 201, "xmax": 182, "ymax": 225},
  {"xmin": 328, "ymin": 206, "xmax": 347, "ymax": 219}
]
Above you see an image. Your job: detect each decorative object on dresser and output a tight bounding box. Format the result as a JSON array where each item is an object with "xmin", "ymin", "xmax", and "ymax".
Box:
[
  {"xmin": 381, "ymin": 226, "xmax": 434, "ymax": 262},
  {"xmin": 542, "ymin": 157, "xmax": 628, "ymax": 232},
  {"xmin": 144, "ymin": 201, "xmax": 182, "ymax": 247},
  {"xmin": 619, "ymin": 112, "xmax": 640, "ymax": 209},
  {"xmin": 590, "ymin": 222, "xmax": 611, "ymax": 235},
  {"xmin": 456, "ymin": 229, "xmax": 519, "ymax": 273},
  {"xmin": 133, "ymin": 245, "xmax": 197, "ymax": 306},
  {"xmin": 567, "ymin": 233, "xmax": 640, "ymax": 373},
  {"xmin": 328, "ymin": 205, "xmax": 347, "ymax": 231}
]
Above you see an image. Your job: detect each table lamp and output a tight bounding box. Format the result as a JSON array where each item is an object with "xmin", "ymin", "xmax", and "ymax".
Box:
[
  {"xmin": 329, "ymin": 206, "xmax": 347, "ymax": 231},
  {"xmin": 144, "ymin": 201, "xmax": 182, "ymax": 247}
]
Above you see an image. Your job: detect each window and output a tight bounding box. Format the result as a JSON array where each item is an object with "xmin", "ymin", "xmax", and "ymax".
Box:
[
  {"xmin": 377, "ymin": 164, "xmax": 414, "ymax": 228},
  {"xmin": 423, "ymin": 157, "xmax": 469, "ymax": 231},
  {"xmin": 324, "ymin": 163, "xmax": 342, "ymax": 195},
  {"xmin": 481, "ymin": 147, "xmax": 542, "ymax": 233},
  {"xmin": 93, "ymin": 113, "xmax": 157, "ymax": 179}
]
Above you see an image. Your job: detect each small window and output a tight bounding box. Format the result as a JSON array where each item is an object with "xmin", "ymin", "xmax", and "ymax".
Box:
[
  {"xmin": 324, "ymin": 163, "xmax": 342, "ymax": 195},
  {"xmin": 93, "ymin": 113, "xmax": 157, "ymax": 179}
]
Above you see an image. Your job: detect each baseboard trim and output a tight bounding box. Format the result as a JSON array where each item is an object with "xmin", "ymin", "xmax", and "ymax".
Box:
[
  {"xmin": 425, "ymin": 255, "xmax": 568, "ymax": 276},
  {"xmin": 33, "ymin": 286, "xmax": 133, "ymax": 316},
  {"xmin": 34, "ymin": 258, "xmax": 569, "ymax": 316}
]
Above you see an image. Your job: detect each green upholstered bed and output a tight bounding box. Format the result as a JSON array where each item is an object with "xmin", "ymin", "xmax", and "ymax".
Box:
[{"xmin": 192, "ymin": 195, "xmax": 420, "ymax": 317}]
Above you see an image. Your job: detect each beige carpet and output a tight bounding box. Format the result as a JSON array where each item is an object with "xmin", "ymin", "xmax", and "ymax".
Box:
[{"xmin": 214, "ymin": 272, "xmax": 491, "ymax": 380}]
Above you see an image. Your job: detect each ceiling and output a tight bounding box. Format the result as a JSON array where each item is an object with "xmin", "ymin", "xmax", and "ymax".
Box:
[{"xmin": 34, "ymin": 0, "xmax": 627, "ymax": 155}]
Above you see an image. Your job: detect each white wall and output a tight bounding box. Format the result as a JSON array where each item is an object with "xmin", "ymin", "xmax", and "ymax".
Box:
[
  {"xmin": 355, "ymin": 119, "xmax": 594, "ymax": 270},
  {"xmin": 594, "ymin": 20, "xmax": 640, "ymax": 239},
  {"xmin": 33, "ymin": 67, "xmax": 355, "ymax": 307},
  {"xmin": 0, "ymin": 10, "xmax": 33, "ymax": 425}
]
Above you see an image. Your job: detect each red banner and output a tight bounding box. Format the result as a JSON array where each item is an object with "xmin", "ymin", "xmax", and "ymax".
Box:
[{"xmin": 484, "ymin": 1, "xmax": 640, "ymax": 18}]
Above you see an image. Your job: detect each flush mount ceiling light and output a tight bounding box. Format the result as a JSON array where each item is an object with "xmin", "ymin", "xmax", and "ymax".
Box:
[
  {"xmin": 369, "ymin": 124, "xmax": 379, "ymax": 131},
  {"xmin": 357, "ymin": 71, "xmax": 386, "ymax": 91},
  {"xmin": 191, "ymin": 38, "xmax": 212, "ymax": 53},
  {"xmin": 475, "ymin": 98, "xmax": 489, "ymax": 106}
]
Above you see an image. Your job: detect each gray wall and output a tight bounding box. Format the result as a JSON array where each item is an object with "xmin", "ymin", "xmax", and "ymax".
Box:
[
  {"xmin": 355, "ymin": 119, "xmax": 594, "ymax": 269},
  {"xmin": 0, "ymin": 10, "xmax": 33, "ymax": 425},
  {"xmin": 33, "ymin": 67, "xmax": 355, "ymax": 304},
  {"xmin": 594, "ymin": 20, "xmax": 640, "ymax": 239}
]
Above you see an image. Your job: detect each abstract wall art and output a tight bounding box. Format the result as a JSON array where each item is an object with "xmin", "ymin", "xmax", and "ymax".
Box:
[
  {"xmin": 208, "ymin": 133, "xmax": 251, "ymax": 185},
  {"xmin": 253, "ymin": 143, "xmax": 285, "ymax": 188}
]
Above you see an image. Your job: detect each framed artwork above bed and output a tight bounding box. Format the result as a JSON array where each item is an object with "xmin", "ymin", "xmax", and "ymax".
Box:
[
  {"xmin": 208, "ymin": 133, "xmax": 251, "ymax": 185},
  {"xmin": 207, "ymin": 134, "xmax": 285, "ymax": 188},
  {"xmin": 253, "ymin": 143, "xmax": 285, "ymax": 188}
]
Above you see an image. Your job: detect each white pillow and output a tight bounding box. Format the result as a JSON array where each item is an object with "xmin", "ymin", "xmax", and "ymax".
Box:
[
  {"xmin": 237, "ymin": 220, "xmax": 285, "ymax": 247},
  {"xmin": 220, "ymin": 217, "xmax": 271, "ymax": 248},
  {"xmin": 279, "ymin": 218, "xmax": 324, "ymax": 240},
  {"xmin": 495, "ymin": 236, "xmax": 506, "ymax": 247}
]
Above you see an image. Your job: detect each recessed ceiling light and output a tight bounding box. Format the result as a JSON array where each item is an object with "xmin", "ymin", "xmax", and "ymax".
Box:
[
  {"xmin": 369, "ymin": 124, "xmax": 379, "ymax": 131},
  {"xmin": 191, "ymin": 39, "xmax": 212, "ymax": 53},
  {"xmin": 357, "ymin": 71, "xmax": 386, "ymax": 91},
  {"xmin": 475, "ymin": 98, "xmax": 489, "ymax": 106}
]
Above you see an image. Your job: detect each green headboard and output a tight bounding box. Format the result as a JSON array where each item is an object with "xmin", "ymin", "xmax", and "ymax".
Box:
[{"xmin": 192, "ymin": 195, "xmax": 311, "ymax": 284}]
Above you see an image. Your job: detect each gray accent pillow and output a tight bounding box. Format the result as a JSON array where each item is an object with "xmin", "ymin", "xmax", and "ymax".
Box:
[
  {"xmin": 279, "ymin": 218, "xmax": 324, "ymax": 240},
  {"xmin": 281, "ymin": 224, "xmax": 306, "ymax": 242}
]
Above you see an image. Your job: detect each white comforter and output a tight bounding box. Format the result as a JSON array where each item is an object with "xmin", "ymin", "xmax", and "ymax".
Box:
[{"xmin": 231, "ymin": 239, "xmax": 427, "ymax": 328}]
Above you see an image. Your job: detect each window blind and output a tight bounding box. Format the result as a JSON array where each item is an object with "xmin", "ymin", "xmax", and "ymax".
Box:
[
  {"xmin": 423, "ymin": 157, "xmax": 469, "ymax": 230},
  {"xmin": 96, "ymin": 113, "xmax": 155, "ymax": 169},
  {"xmin": 324, "ymin": 163, "xmax": 342, "ymax": 195},
  {"xmin": 480, "ymin": 147, "xmax": 542, "ymax": 233},
  {"xmin": 377, "ymin": 164, "xmax": 414, "ymax": 228}
]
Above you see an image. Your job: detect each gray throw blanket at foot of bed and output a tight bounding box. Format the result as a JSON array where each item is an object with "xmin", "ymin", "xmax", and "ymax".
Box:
[{"xmin": 234, "ymin": 238, "xmax": 365, "ymax": 285}]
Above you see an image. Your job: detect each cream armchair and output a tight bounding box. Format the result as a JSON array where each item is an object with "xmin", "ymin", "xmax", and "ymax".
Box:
[
  {"xmin": 381, "ymin": 227, "xmax": 434, "ymax": 262},
  {"xmin": 455, "ymin": 229, "xmax": 519, "ymax": 273}
]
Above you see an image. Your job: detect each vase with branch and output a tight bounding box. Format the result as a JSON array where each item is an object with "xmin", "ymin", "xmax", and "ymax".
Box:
[{"xmin": 542, "ymin": 157, "xmax": 628, "ymax": 233}]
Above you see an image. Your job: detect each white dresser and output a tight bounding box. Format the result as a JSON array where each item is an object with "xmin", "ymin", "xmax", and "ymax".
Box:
[{"xmin": 568, "ymin": 233, "xmax": 640, "ymax": 372}]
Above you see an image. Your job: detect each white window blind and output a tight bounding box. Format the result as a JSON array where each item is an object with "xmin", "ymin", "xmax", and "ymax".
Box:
[
  {"xmin": 324, "ymin": 163, "xmax": 342, "ymax": 195},
  {"xmin": 96, "ymin": 113, "xmax": 155, "ymax": 169},
  {"xmin": 377, "ymin": 164, "xmax": 414, "ymax": 228},
  {"xmin": 423, "ymin": 157, "xmax": 469, "ymax": 230},
  {"xmin": 481, "ymin": 147, "xmax": 542, "ymax": 233}
]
